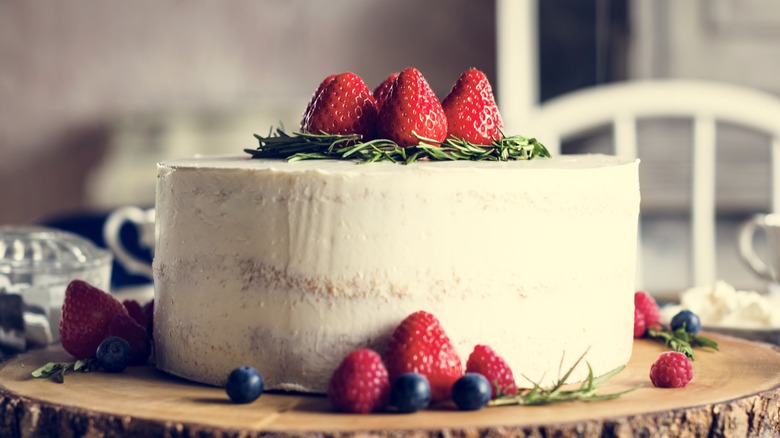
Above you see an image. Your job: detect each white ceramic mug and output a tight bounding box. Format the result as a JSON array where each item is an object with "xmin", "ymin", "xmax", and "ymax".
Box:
[
  {"xmin": 738, "ymin": 213, "xmax": 780, "ymax": 283},
  {"xmin": 103, "ymin": 206, "xmax": 155, "ymax": 279}
]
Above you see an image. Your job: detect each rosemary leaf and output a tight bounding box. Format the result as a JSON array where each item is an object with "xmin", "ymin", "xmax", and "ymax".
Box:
[
  {"xmin": 646, "ymin": 326, "xmax": 719, "ymax": 360},
  {"xmin": 489, "ymin": 352, "xmax": 638, "ymax": 407},
  {"xmin": 246, "ymin": 129, "xmax": 552, "ymax": 164}
]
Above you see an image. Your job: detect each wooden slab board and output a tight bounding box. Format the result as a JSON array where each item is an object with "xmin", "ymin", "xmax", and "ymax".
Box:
[{"xmin": 1, "ymin": 334, "xmax": 779, "ymax": 437}]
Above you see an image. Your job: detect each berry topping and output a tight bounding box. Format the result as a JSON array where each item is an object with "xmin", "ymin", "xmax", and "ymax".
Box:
[
  {"xmin": 122, "ymin": 299, "xmax": 146, "ymax": 328},
  {"xmin": 671, "ymin": 310, "xmax": 702, "ymax": 335},
  {"xmin": 384, "ymin": 310, "xmax": 462, "ymax": 402},
  {"xmin": 142, "ymin": 299, "xmax": 154, "ymax": 338},
  {"xmin": 389, "ymin": 372, "xmax": 431, "ymax": 413},
  {"xmin": 225, "ymin": 366, "xmax": 265, "ymax": 404},
  {"xmin": 376, "ymin": 67, "xmax": 448, "ymax": 147},
  {"xmin": 442, "ymin": 68, "xmax": 504, "ymax": 145},
  {"xmin": 465, "ymin": 344, "xmax": 517, "ymax": 398},
  {"xmin": 96, "ymin": 336, "xmax": 132, "ymax": 373},
  {"xmin": 105, "ymin": 313, "xmax": 151, "ymax": 365},
  {"xmin": 372, "ymin": 72, "xmax": 399, "ymax": 112},
  {"xmin": 634, "ymin": 291, "xmax": 661, "ymax": 338},
  {"xmin": 633, "ymin": 307, "xmax": 647, "ymax": 339},
  {"xmin": 301, "ymin": 72, "xmax": 378, "ymax": 138},
  {"xmin": 451, "ymin": 373, "xmax": 492, "ymax": 411},
  {"xmin": 59, "ymin": 280, "xmax": 129, "ymax": 360},
  {"xmin": 649, "ymin": 351, "xmax": 693, "ymax": 388},
  {"xmin": 328, "ymin": 348, "xmax": 390, "ymax": 413}
]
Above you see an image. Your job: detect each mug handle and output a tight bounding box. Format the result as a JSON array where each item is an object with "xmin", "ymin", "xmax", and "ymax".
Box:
[
  {"xmin": 103, "ymin": 206, "xmax": 154, "ymax": 279},
  {"xmin": 737, "ymin": 214, "xmax": 773, "ymax": 281}
]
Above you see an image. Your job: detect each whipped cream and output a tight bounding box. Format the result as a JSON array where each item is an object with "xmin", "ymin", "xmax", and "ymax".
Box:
[{"xmin": 662, "ymin": 280, "xmax": 780, "ymax": 328}]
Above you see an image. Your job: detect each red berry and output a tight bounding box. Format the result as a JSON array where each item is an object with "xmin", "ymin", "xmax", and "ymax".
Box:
[
  {"xmin": 301, "ymin": 72, "xmax": 378, "ymax": 139},
  {"xmin": 59, "ymin": 280, "xmax": 129, "ymax": 360},
  {"xmin": 442, "ymin": 68, "xmax": 504, "ymax": 145},
  {"xmin": 634, "ymin": 291, "xmax": 661, "ymax": 337},
  {"xmin": 105, "ymin": 313, "xmax": 151, "ymax": 365},
  {"xmin": 122, "ymin": 299, "xmax": 146, "ymax": 328},
  {"xmin": 465, "ymin": 345, "xmax": 517, "ymax": 399},
  {"xmin": 376, "ymin": 67, "xmax": 448, "ymax": 147},
  {"xmin": 328, "ymin": 349, "xmax": 390, "ymax": 413},
  {"xmin": 633, "ymin": 307, "xmax": 647, "ymax": 339},
  {"xmin": 142, "ymin": 299, "xmax": 154, "ymax": 338},
  {"xmin": 300, "ymin": 73, "xmax": 337, "ymax": 132},
  {"xmin": 649, "ymin": 351, "xmax": 693, "ymax": 388},
  {"xmin": 372, "ymin": 72, "xmax": 399, "ymax": 112},
  {"xmin": 384, "ymin": 311, "xmax": 462, "ymax": 402}
]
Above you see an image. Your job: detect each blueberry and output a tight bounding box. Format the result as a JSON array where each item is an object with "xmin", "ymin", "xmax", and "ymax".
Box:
[
  {"xmin": 671, "ymin": 310, "xmax": 702, "ymax": 334},
  {"xmin": 452, "ymin": 373, "xmax": 491, "ymax": 411},
  {"xmin": 96, "ymin": 336, "xmax": 132, "ymax": 373},
  {"xmin": 390, "ymin": 373, "xmax": 431, "ymax": 413},
  {"xmin": 225, "ymin": 366, "xmax": 264, "ymax": 404}
]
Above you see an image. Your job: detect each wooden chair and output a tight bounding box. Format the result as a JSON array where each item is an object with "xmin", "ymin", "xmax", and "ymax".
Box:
[{"xmin": 495, "ymin": 1, "xmax": 780, "ymax": 288}]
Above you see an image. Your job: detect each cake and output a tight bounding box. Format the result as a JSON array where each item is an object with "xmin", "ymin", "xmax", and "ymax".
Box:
[{"xmin": 152, "ymin": 154, "xmax": 640, "ymax": 392}]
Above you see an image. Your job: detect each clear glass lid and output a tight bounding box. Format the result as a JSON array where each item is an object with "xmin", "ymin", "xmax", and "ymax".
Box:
[{"xmin": 0, "ymin": 226, "xmax": 112, "ymax": 275}]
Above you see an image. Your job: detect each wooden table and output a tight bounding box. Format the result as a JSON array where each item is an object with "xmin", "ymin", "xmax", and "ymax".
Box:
[{"xmin": 1, "ymin": 334, "xmax": 778, "ymax": 437}]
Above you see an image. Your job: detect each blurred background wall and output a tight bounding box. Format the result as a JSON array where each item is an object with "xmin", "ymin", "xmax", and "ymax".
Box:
[{"xmin": 1, "ymin": 0, "xmax": 779, "ymax": 293}]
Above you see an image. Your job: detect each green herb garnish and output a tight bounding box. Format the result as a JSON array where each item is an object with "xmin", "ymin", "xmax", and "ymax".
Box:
[
  {"xmin": 489, "ymin": 351, "xmax": 638, "ymax": 407},
  {"xmin": 244, "ymin": 128, "xmax": 551, "ymax": 164},
  {"xmin": 31, "ymin": 359, "xmax": 97, "ymax": 383},
  {"xmin": 646, "ymin": 325, "xmax": 719, "ymax": 360}
]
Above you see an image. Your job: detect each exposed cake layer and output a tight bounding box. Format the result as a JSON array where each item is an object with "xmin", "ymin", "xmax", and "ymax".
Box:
[{"xmin": 153, "ymin": 155, "xmax": 640, "ymax": 392}]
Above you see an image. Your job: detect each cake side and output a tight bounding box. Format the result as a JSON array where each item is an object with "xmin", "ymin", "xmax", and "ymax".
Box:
[{"xmin": 153, "ymin": 155, "xmax": 640, "ymax": 392}]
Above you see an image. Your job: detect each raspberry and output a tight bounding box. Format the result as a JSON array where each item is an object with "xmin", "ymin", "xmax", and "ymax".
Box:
[
  {"xmin": 122, "ymin": 299, "xmax": 146, "ymax": 327},
  {"xmin": 633, "ymin": 307, "xmax": 647, "ymax": 338},
  {"xmin": 634, "ymin": 291, "xmax": 661, "ymax": 338},
  {"xmin": 649, "ymin": 351, "xmax": 693, "ymax": 388},
  {"xmin": 328, "ymin": 349, "xmax": 390, "ymax": 413},
  {"xmin": 465, "ymin": 345, "xmax": 517, "ymax": 398},
  {"xmin": 105, "ymin": 313, "xmax": 151, "ymax": 365}
]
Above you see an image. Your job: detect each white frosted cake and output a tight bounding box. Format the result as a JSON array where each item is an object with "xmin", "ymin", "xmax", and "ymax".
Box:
[{"xmin": 153, "ymin": 154, "xmax": 640, "ymax": 392}]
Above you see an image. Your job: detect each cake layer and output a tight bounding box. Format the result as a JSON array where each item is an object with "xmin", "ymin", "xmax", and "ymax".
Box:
[{"xmin": 153, "ymin": 155, "xmax": 640, "ymax": 392}]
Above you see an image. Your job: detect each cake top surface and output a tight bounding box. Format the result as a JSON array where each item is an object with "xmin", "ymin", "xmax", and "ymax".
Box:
[{"xmin": 159, "ymin": 154, "xmax": 638, "ymax": 174}]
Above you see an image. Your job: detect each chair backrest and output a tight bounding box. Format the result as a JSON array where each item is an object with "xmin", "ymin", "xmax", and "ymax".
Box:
[{"xmin": 527, "ymin": 79, "xmax": 780, "ymax": 287}]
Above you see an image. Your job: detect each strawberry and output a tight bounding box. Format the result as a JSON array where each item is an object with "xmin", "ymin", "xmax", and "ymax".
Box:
[
  {"xmin": 384, "ymin": 311, "xmax": 462, "ymax": 402},
  {"xmin": 59, "ymin": 280, "xmax": 129, "ymax": 360},
  {"xmin": 328, "ymin": 348, "xmax": 390, "ymax": 413},
  {"xmin": 300, "ymin": 73, "xmax": 337, "ymax": 132},
  {"xmin": 105, "ymin": 313, "xmax": 151, "ymax": 365},
  {"xmin": 442, "ymin": 68, "xmax": 504, "ymax": 145},
  {"xmin": 300, "ymin": 72, "xmax": 378, "ymax": 138},
  {"xmin": 465, "ymin": 345, "xmax": 518, "ymax": 399},
  {"xmin": 376, "ymin": 67, "xmax": 448, "ymax": 147},
  {"xmin": 372, "ymin": 72, "xmax": 399, "ymax": 112},
  {"xmin": 123, "ymin": 299, "xmax": 146, "ymax": 328}
]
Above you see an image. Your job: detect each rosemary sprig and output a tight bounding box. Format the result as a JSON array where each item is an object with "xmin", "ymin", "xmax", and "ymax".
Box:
[
  {"xmin": 244, "ymin": 128, "xmax": 551, "ymax": 164},
  {"xmin": 489, "ymin": 351, "xmax": 639, "ymax": 407},
  {"xmin": 31, "ymin": 359, "xmax": 97, "ymax": 383},
  {"xmin": 646, "ymin": 325, "xmax": 719, "ymax": 360}
]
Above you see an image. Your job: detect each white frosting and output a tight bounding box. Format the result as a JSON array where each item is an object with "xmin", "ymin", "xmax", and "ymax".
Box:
[{"xmin": 153, "ymin": 155, "xmax": 640, "ymax": 392}]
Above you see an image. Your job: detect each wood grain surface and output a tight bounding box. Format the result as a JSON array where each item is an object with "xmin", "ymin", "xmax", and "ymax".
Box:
[{"xmin": 1, "ymin": 334, "xmax": 778, "ymax": 437}]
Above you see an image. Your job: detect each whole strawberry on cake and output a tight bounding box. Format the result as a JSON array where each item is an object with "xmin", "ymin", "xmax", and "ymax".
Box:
[{"xmin": 153, "ymin": 67, "xmax": 640, "ymax": 397}]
